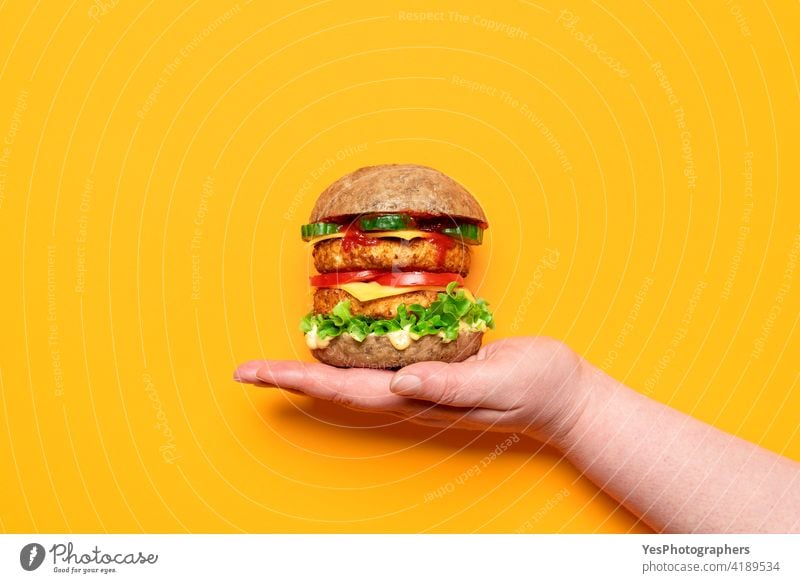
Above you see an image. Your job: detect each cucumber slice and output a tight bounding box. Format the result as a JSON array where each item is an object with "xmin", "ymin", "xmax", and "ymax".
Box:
[
  {"xmin": 359, "ymin": 214, "xmax": 412, "ymax": 231},
  {"xmin": 301, "ymin": 222, "xmax": 341, "ymax": 241},
  {"xmin": 301, "ymin": 215, "xmax": 484, "ymax": 244},
  {"xmin": 442, "ymin": 223, "xmax": 483, "ymax": 244}
]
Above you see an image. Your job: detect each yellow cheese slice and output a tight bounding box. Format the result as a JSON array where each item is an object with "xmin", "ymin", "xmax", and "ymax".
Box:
[
  {"xmin": 335, "ymin": 282, "xmax": 444, "ymax": 302},
  {"xmin": 307, "ymin": 229, "xmax": 432, "ymax": 245},
  {"xmin": 334, "ymin": 281, "xmax": 475, "ymax": 303}
]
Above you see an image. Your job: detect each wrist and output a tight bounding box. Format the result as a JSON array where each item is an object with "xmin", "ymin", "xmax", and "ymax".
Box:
[
  {"xmin": 548, "ymin": 357, "xmax": 611, "ymax": 452},
  {"xmin": 512, "ymin": 338, "xmax": 602, "ymax": 449}
]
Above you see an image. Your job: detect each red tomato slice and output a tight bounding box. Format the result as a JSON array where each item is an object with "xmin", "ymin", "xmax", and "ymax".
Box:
[
  {"xmin": 309, "ymin": 270, "xmax": 387, "ymax": 287},
  {"xmin": 373, "ymin": 272, "xmax": 464, "ymax": 287},
  {"xmin": 309, "ymin": 270, "xmax": 464, "ymax": 288}
]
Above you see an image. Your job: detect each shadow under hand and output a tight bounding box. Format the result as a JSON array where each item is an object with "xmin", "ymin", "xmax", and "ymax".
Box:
[
  {"xmin": 269, "ymin": 397, "xmax": 562, "ymax": 460},
  {"xmin": 260, "ymin": 396, "xmax": 649, "ymax": 532}
]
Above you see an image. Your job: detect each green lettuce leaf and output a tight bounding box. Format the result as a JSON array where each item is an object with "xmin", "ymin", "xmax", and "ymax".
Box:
[{"xmin": 299, "ymin": 283, "xmax": 495, "ymax": 343}]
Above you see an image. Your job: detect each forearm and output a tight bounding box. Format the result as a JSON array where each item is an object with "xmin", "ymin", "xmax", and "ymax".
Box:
[{"xmin": 558, "ymin": 363, "xmax": 800, "ymax": 533}]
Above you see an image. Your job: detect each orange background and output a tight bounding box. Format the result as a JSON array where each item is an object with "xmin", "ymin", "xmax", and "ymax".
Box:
[{"xmin": 1, "ymin": 0, "xmax": 798, "ymax": 533}]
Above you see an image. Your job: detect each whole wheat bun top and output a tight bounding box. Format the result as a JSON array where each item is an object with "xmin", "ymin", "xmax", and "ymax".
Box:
[{"xmin": 309, "ymin": 164, "xmax": 488, "ymax": 226}]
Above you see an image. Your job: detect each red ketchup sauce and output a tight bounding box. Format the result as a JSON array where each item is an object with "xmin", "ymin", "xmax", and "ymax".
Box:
[
  {"xmin": 413, "ymin": 215, "xmax": 460, "ymax": 268},
  {"xmin": 340, "ymin": 223, "xmax": 380, "ymax": 253},
  {"xmin": 422, "ymin": 231, "xmax": 455, "ymax": 267},
  {"xmin": 334, "ymin": 213, "xmax": 465, "ymax": 269}
]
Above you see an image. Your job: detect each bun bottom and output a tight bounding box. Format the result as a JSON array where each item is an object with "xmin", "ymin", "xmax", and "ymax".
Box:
[{"xmin": 311, "ymin": 331, "xmax": 483, "ymax": 369}]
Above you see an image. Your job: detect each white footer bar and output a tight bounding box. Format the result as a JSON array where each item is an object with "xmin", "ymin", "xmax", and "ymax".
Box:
[{"xmin": 1, "ymin": 534, "xmax": 797, "ymax": 582}]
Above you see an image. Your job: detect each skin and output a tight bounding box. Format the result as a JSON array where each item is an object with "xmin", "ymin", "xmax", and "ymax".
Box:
[{"xmin": 234, "ymin": 336, "xmax": 800, "ymax": 533}]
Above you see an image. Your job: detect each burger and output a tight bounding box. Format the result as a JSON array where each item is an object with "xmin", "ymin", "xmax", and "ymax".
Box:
[{"xmin": 299, "ymin": 164, "xmax": 494, "ymax": 368}]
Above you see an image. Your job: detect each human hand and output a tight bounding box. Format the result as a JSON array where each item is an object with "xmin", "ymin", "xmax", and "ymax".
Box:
[{"xmin": 234, "ymin": 337, "xmax": 590, "ymax": 448}]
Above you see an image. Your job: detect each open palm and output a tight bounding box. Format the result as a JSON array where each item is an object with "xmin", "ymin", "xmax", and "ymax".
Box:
[{"xmin": 234, "ymin": 336, "xmax": 587, "ymax": 445}]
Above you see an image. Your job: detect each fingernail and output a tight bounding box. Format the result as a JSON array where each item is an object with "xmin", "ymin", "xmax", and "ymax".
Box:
[
  {"xmin": 234, "ymin": 361, "xmax": 263, "ymax": 384},
  {"xmin": 391, "ymin": 375, "xmax": 421, "ymax": 395}
]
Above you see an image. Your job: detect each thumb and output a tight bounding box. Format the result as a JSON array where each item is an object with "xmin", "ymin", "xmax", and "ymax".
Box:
[{"xmin": 390, "ymin": 360, "xmax": 507, "ymax": 409}]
